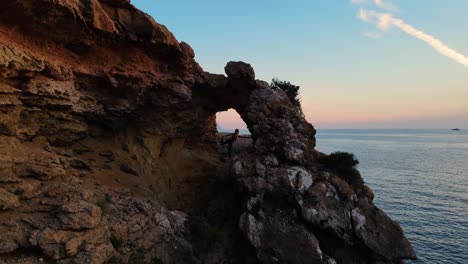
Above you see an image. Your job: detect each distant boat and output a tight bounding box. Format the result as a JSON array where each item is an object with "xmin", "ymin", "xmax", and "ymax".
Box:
[{"xmin": 452, "ymin": 128, "xmax": 461, "ymax": 131}]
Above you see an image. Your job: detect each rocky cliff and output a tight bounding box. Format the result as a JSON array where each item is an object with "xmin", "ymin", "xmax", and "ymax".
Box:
[{"xmin": 0, "ymin": 1, "xmax": 416, "ymax": 263}]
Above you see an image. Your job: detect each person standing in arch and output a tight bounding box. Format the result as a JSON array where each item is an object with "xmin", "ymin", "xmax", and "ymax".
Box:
[{"xmin": 220, "ymin": 129, "xmax": 239, "ymax": 158}]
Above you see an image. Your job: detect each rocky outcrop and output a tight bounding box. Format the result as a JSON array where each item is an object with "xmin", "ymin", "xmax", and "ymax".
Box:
[
  {"xmin": 204, "ymin": 64, "xmax": 415, "ymax": 263},
  {"xmin": 0, "ymin": 0, "xmax": 415, "ymax": 263}
]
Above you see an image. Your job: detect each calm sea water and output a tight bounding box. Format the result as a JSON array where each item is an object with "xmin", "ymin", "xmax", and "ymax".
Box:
[{"xmin": 316, "ymin": 129, "xmax": 468, "ymax": 264}]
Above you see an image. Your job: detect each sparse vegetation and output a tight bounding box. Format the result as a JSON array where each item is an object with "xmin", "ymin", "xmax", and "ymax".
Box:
[
  {"xmin": 319, "ymin": 151, "xmax": 359, "ymax": 171},
  {"xmin": 317, "ymin": 151, "xmax": 363, "ymax": 185},
  {"xmin": 270, "ymin": 78, "xmax": 302, "ymax": 114}
]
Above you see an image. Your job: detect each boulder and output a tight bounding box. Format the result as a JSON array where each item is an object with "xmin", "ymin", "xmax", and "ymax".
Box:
[
  {"xmin": 180, "ymin": 41, "xmax": 195, "ymax": 58},
  {"xmin": 225, "ymin": 61, "xmax": 255, "ymax": 80}
]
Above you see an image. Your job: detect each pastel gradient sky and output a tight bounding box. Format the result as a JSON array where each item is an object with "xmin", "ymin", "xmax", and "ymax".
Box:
[{"xmin": 132, "ymin": 0, "xmax": 468, "ymax": 129}]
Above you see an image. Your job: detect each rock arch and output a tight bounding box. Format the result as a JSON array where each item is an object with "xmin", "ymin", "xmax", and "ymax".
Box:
[
  {"xmin": 194, "ymin": 61, "xmax": 415, "ymax": 263},
  {"xmin": 194, "ymin": 61, "xmax": 317, "ymax": 163}
]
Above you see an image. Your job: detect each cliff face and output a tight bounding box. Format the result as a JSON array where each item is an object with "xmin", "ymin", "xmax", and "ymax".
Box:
[{"xmin": 0, "ymin": 1, "xmax": 415, "ymax": 263}]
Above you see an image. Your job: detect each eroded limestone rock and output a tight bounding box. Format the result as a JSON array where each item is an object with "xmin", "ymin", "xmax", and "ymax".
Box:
[
  {"xmin": 0, "ymin": 188, "xmax": 20, "ymax": 210},
  {"xmin": 0, "ymin": 0, "xmax": 415, "ymax": 263}
]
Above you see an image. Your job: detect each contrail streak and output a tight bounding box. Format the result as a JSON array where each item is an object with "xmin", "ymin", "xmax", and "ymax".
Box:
[{"xmin": 360, "ymin": 9, "xmax": 468, "ymax": 68}]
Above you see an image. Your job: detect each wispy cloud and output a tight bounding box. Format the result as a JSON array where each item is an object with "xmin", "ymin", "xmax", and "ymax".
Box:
[
  {"xmin": 352, "ymin": 1, "xmax": 468, "ymax": 69},
  {"xmin": 373, "ymin": 0, "xmax": 398, "ymax": 12},
  {"xmin": 351, "ymin": 0, "xmax": 398, "ymax": 11}
]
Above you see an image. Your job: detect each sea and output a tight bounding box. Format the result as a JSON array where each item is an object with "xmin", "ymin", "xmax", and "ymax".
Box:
[{"xmin": 316, "ymin": 129, "xmax": 468, "ymax": 264}]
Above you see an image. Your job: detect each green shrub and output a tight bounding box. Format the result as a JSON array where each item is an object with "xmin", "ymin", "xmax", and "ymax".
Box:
[
  {"xmin": 317, "ymin": 151, "xmax": 363, "ymax": 185},
  {"xmin": 270, "ymin": 78, "xmax": 302, "ymax": 114},
  {"xmin": 319, "ymin": 152, "xmax": 359, "ymax": 171}
]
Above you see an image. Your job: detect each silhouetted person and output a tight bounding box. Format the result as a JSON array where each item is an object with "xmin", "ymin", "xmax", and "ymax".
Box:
[{"xmin": 220, "ymin": 129, "xmax": 239, "ymax": 157}]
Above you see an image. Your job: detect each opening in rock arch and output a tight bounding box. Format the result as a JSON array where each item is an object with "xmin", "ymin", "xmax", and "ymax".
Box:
[
  {"xmin": 216, "ymin": 109, "xmax": 250, "ymax": 134},
  {"xmin": 216, "ymin": 108, "xmax": 252, "ymax": 158}
]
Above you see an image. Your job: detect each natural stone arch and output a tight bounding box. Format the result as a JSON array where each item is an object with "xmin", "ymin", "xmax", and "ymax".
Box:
[
  {"xmin": 193, "ymin": 61, "xmax": 317, "ymax": 163},
  {"xmin": 194, "ymin": 62, "xmax": 415, "ymax": 263}
]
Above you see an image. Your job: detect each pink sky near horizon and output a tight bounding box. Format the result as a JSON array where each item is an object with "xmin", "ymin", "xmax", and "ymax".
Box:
[
  {"xmin": 217, "ymin": 102, "xmax": 468, "ymax": 130},
  {"xmin": 217, "ymin": 74, "xmax": 468, "ymax": 130}
]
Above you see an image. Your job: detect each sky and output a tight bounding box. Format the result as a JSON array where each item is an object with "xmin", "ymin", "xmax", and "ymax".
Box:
[{"xmin": 132, "ymin": 0, "xmax": 468, "ymax": 129}]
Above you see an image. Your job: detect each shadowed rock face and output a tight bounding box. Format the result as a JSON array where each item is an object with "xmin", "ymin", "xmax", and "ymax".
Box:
[
  {"xmin": 213, "ymin": 64, "xmax": 415, "ymax": 263},
  {"xmin": 0, "ymin": 0, "xmax": 415, "ymax": 263}
]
